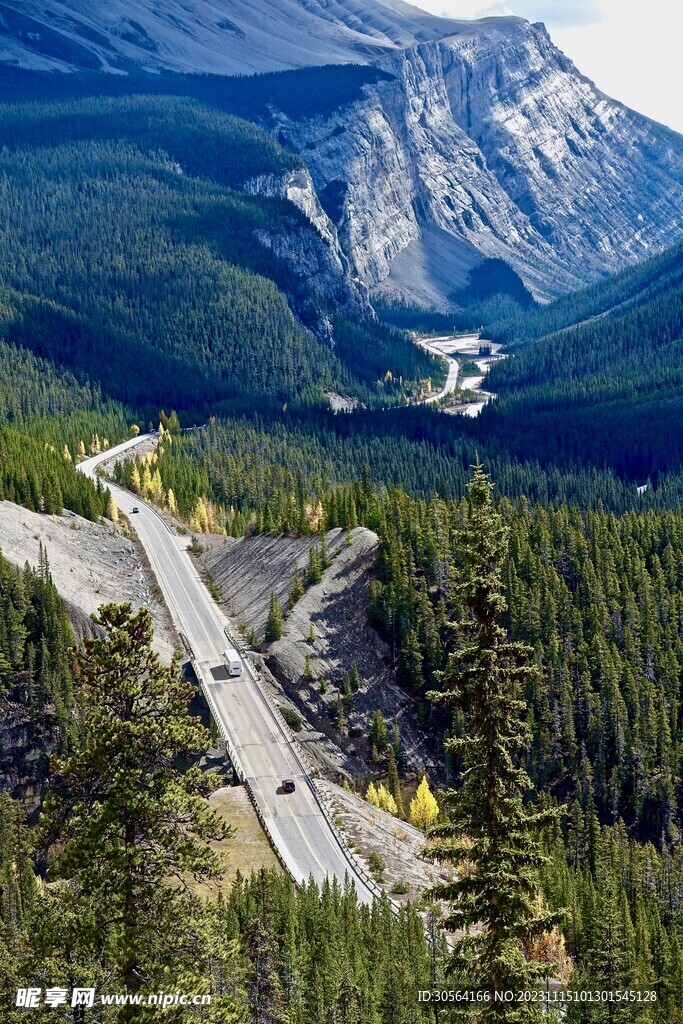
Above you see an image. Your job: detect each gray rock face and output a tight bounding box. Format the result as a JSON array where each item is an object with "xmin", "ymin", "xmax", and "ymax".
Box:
[
  {"xmin": 275, "ymin": 22, "xmax": 683, "ymax": 303},
  {"xmin": 1, "ymin": 1, "xmax": 681, "ymax": 305},
  {"xmin": 244, "ymin": 167, "xmax": 367, "ymax": 323},
  {"xmin": 0, "ymin": 0, "xmax": 471, "ymax": 75}
]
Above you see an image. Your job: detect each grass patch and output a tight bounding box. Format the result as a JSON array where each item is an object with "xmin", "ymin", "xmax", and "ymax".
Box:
[{"xmin": 188, "ymin": 785, "xmax": 282, "ymax": 899}]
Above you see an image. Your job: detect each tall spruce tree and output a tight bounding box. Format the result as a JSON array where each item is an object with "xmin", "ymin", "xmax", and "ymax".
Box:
[
  {"xmin": 387, "ymin": 745, "xmax": 404, "ymax": 818},
  {"xmin": 426, "ymin": 462, "xmax": 562, "ymax": 1020},
  {"xmin": 265, "ymin": 592, "xmax": 284, "ymax": 643}
]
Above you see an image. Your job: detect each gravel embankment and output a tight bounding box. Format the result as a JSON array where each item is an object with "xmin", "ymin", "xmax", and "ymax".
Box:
[{"xmin": 0, "ymin": 500, "xmax": 176, "ymax": 659}]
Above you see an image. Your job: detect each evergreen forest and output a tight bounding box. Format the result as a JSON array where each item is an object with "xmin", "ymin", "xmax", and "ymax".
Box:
[{"xmin": 0, "ymin": 64, "xmax": 682, "ymax": 1023}]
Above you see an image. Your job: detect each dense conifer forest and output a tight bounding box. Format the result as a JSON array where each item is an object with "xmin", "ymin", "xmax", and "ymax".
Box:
[
  {"xmin": 1, "ymin": 65, "xmax": 683, "ymax": 1021},
  {"xmin": 480, "ymin": 244, "xmax": 683, "ymax": 481},
  {"xmin": 0, "ymin": 88, "xmax": 438, "ymax": 417}
]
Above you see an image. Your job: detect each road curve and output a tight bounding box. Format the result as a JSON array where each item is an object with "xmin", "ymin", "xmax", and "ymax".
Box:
[{"xmin": 78, "ymin": 436, "xmax": 378, "ymax": 904}]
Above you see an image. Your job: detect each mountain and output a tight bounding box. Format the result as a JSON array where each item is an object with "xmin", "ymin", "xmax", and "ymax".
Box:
[
  {"xmin": 0, "ymin": 0, "xmax": 466, "ymax": 75},
  {"xmin": 270, "ymin": 24, "xmax": 683, "ymax": 304},
  {"xmin": 1, "ymin": 0, "xmax": 681, "ymax": 308},
  {"xmin": 0, "ymin": 90, "xmax": 440, "ymax": 422}
]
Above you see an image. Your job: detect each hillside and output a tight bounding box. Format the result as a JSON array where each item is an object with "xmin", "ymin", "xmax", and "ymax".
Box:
[
  {"xmin": 480, "ymin": 242, "xmax": 683, "ymax": 481},
  {"xmin": 0, "ymin": 3, "xmax": 680, "ymax": 310},
  {"xmin": 0, "ymin": 89, "xmax": 439, "ymax": 416},
  {"xmin": 202, "ymin": 528, "xmax": 440, "ymax": 781},
  {"xmin": 0, "ymin": 500, "xmax": 175, "ymax": 659},
  {"xmin": 0, "ymin": 0, "xmax": 462, "ymax": 75}
]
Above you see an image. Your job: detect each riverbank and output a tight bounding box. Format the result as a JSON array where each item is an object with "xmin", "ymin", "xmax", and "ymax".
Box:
[{"xmin": 415, "ymin": 332, "xmax": 505, "ymax": 416}]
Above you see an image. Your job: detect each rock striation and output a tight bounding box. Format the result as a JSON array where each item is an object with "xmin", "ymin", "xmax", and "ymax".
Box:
[
  {"xmin": 274, "ymin": 21, "xmax": 683, "ymax": 303},
  {"xmin": 1, "ymin": 1, "xmax": 681, "ymax": 304}
]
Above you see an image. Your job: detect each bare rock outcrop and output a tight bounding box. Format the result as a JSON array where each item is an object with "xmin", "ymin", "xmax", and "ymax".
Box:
[{"xmin": 203, "ymin": 528, "xmax": 441, "ymax": 780}]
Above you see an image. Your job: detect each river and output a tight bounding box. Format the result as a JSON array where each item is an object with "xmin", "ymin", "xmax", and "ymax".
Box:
[{"xmin": 415, "ymin": 332, "xmax": 505, "ymax": 417}]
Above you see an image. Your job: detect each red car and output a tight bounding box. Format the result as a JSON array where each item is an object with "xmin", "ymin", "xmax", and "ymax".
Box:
[{"xmin": 281, "ymin": 779, "xmax": 296, "ymax": 793}]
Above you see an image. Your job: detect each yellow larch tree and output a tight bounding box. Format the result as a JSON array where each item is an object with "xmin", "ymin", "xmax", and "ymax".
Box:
[{"xmin": 409, "ymin": 777, "xmax": 439, "ymax": 830}]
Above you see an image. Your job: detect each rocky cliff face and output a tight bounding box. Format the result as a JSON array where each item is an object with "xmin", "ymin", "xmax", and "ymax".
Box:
[
  {"xmin": 274, "ymin": 20, "xmax": 683, "ymax": 304},
  {"xmin": 244, "ymin": 166, "xmax": 367, "ymax": 328},
  {"xmin": 1, "ymin": 1, "xmax": 682, "ymax": 307}
]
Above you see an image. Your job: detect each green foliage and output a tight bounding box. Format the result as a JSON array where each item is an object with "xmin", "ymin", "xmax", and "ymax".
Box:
[
  {"xmin": 367, "ymin": 851, "xmax": 386, "ymax": 879},
  {"xmin": 205, "ymin": 573, "xmax": 221, "ymax": 602},
  {"xmin": 375, "ymin": 298, "xmax": 464, "ymax": 334},
  {"xmin": 0, "ymin": 64, "xmax": 395, "ymax": 124},
  {"xmin": 39, "ymin": 605, "xmax": 229, "ymax": 998},
  {"xmin": 376, "ymin": 260, "xmax": 535, "ymax": 335},
  {"xmin": 0, "ymin": 91, "xmax": 431, "ymax": 422},
  {"xmin": 542, "ymin": 808, "xmax": 683, "ymax": 1022},
  {"xmin": 480, "ymin": 242, "xmax": 683, "ymax": 482},
  {"xmin": 0, "ymin": 325, "xmax": 128, "ymax": 519},
  {"xmin": 149, "ymin": 406, "xmax": 683, "ymax": 539},
  {"xmin": 426, "ymin": 463, "xmax": 562, "ymax": 1015},
  {"xmin": 386, "ymin": 746, "xmax": 404, "ymax": 818},
  {"xmin": 289, "ymin": 568, "xmax": 305, "ymax": 608},
  {"xmin": 265, "ymin": 592, "xmax": 284, "ymax": 643},
  {"xmin": 305, "ymin": 545, "xmax": 323, "ymax": 587},
  {"xmin": 0, "ymin": 547, "xmax": 74, "ymax": 792},
  {"xmin": 488, "ymin": 242, "xmax": 683, "ymax": 349},
  {"xmin": 279, "ymin": 705, "xmax": 302, "ymax": 732},
  {"xmin": 333, "ymin": 314, "xmax": 440, "ymax": 394},
  {"xmin": 370, "ymin": 709, "xmax": 388, "ymax": 753}
]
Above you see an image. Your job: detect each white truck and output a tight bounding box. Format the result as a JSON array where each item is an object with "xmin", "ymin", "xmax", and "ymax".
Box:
[{"xmin": 223, "ymin": 647, "xmax": 242, "ymax": 677}]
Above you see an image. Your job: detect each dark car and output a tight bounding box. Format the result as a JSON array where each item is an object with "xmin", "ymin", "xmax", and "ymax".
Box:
[
  {"xmin": 131, "ymin": 506, "xmax": 140, "ymax": 513},
  {"xmin": 281, "ymin": 779, "xmax": 296, "ymax": 793}
]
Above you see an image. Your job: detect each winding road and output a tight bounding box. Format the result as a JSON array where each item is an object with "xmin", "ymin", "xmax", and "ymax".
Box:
[{"xmin": 78, "ymin": 437, "xmax": 378, "ymax": 904}]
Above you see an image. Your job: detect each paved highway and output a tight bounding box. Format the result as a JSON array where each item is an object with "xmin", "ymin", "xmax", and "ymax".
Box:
[{"xmin": 78, "ymin": 436, "xmax": 378, "ymax": 904}]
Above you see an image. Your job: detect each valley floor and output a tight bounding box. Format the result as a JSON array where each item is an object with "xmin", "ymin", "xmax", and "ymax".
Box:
[{"xmin": 415, "ymin": 332, "xmax": 504, "ymax": 414}]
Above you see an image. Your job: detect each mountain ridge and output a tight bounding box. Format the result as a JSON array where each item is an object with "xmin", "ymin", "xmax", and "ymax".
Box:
[
  {"xmin": 1, "ymin": 0, "xmax": 681, "ymax": 306},
  {"xmin": 0, "ymin": 0, "xmax": 527, "ymax": 75}
]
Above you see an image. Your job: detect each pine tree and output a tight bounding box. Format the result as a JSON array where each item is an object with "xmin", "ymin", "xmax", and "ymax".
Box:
[
  {"xmin": 265, "ymin": 592, "xmax": 284, "ymax": 643},
  {"xmin": 39, "ymin": 604, "xmax": 230, "ymax": 1008},
  {"xmin": 289, "ymin": 568, "xmax": 305, "ymax": 608},
  {"xmin": 387, "ymin": 746, "xmax": 405, "ymax": 818},
  {"xmin": 342, "ymin": 676, "xmax": 354, "ymax": 711},
  {"xmin": 370, "ymin": 709, "xmax": 388, "ymax": 754},
  {"xmin": 305, "ymin": 546, "xmax": 323, "ymax": 587},
  {"xmin": 425, "ymin": 462, "xmax": 562, "ymax": 1016},
  {"xmin": 391, "ymin": 723, "xmax": 404, "ymax": 766}
]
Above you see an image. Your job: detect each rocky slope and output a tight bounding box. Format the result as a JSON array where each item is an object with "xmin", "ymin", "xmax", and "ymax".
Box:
[
  {"xmin": 276, "ymin": 22, "xmax": 683, "ymax": 303},
  {"xmin": 202, "ymin": 528, "xmax": 441, "ymax": 781},
  {"xmin": 244, "ymin": 164, "xmax": 367, "ymax": 336},
  {"xmin": 0, "ymin": 0, "xmax": 463, "ymax": 75},
  {"xmin": 0, "ymin": 500, "xmax": 176, "ymax": 659},
  {"xmin": 1, "ymin": 0, "xmax": 681, "ymax": 305}
]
